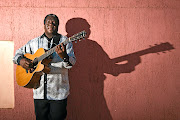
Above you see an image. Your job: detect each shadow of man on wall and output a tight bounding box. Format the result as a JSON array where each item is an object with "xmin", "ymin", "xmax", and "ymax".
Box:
[{"xmin": 65, "ymin": 18, "xmax": 142, "ymax": 120}]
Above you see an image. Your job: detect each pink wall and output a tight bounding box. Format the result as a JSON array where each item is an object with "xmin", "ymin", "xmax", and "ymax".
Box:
[{"xmin": 0, "ymin": 0, "xmax": 180, "ymax": 120}]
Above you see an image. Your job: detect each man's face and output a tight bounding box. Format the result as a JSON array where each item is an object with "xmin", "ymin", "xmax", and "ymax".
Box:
[{"xmin": 44, "ymin": 16, "xmax": 58, "ymax": 35}]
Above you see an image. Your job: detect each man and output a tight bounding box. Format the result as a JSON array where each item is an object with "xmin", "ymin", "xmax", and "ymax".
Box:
[{"xmin": 13, "ymin": 14, "xmax": 76, "ymax": 120}]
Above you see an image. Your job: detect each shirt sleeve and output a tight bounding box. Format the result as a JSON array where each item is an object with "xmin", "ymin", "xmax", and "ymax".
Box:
[
  {"xmin": 63, "ymin": 41, "xmax": 76, "ymax": 69},
  {"xmin": 13, "ymin": 41, "xmax": 32, "ymax": 65}
]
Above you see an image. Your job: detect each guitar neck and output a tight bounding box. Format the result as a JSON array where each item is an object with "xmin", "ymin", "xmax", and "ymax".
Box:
[
  {"xmin": 33, "ymin": 30, "xmax": 86, "ymax": 63},
  {"xmin": 38, "ymin": 47, "xmax": 56, "ymax": 62},
  {"xmin": 37, "ymin": 38, "xmax": 69, "ymax": 62}
]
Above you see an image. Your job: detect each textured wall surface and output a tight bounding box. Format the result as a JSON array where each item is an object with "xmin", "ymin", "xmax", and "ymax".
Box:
[{"xmin": 0, "ymin": 0, "xmax": 179, "ymax": 120}]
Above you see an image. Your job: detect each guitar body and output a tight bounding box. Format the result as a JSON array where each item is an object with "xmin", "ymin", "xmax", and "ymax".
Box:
[{"xmin": 16, "ymin": 48, "xmax": 51, "ymax": 88}]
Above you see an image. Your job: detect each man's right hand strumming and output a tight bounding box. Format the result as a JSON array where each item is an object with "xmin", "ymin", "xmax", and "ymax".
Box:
[{"xmin": 20, "ymin": 58, "xmax": 32, "ymax": 70}]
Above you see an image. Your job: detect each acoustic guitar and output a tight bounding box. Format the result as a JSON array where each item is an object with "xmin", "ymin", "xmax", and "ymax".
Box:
[{"xmin": 16, "ymin": 30, "xmax": 86, "ymax": 89}]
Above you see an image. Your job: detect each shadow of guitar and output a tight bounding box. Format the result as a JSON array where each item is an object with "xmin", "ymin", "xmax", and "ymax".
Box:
[{"xmin": 109, "ymin": 42, "xmax": 175, "ymax": 76}]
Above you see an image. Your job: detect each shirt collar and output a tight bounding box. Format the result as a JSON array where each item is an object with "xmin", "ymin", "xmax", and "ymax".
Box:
[
  {"xmin": 40, "ymin": 33, "xmax": 61, "ymax": 41},
  {"xmin": 40, "ymin": 33, "xmax": 52, "ymax": 41}
]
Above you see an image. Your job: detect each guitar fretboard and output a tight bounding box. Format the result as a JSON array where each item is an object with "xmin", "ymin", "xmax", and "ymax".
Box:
[
  {"xmin": 38, "ymin": 47, "xmax": 56, "ymax": 62},
  {"xmin": 33, "ymin": 30, "xmax": 86, "ymax": 63}
]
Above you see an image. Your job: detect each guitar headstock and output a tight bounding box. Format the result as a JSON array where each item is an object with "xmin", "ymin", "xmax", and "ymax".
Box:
[
  {"xmin": 147, "ymin": 42, "xmax": 175, "ymax": 54},
  {"xmin": 69, "ymin": 30, "xmax": 87, "ymax": 43}
]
